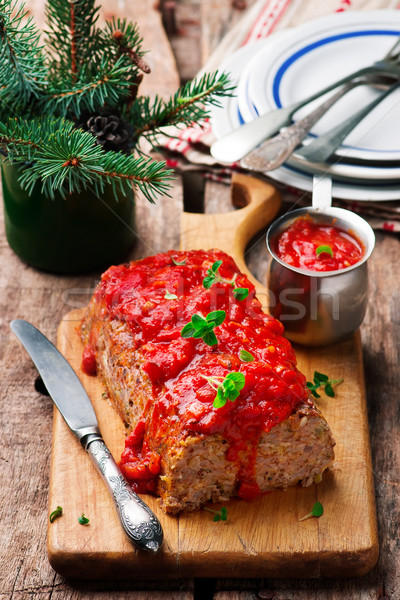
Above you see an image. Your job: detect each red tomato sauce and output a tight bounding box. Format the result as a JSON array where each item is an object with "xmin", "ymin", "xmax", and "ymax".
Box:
[
  {"xmin": 274, "ymin": 216, "xmax": 364, "ymax": 272},
  {"xmin": 86, "ymin": 250, "xmax": 309, "ymax": 499}
]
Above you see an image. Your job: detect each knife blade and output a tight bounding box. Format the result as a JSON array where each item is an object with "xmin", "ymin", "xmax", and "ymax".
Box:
[{"xmin": 10, "ymin": 319, "xmax": 163, "ymax": 553}]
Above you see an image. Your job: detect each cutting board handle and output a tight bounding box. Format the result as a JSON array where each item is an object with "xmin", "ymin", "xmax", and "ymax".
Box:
[{"xmin": 180, "ymin": 172, "xmax": 281, "ymax": 293}]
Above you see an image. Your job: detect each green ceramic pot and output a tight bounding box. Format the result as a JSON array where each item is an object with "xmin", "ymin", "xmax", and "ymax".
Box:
[{"xmin": 1, "ymin": 161, "xmax": 136, "ymax": 273}]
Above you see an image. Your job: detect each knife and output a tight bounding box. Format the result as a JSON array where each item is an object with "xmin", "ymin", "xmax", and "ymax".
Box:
[{"xmin": 10, "ymin": 319, "xmax": 163, "ymax": 553}]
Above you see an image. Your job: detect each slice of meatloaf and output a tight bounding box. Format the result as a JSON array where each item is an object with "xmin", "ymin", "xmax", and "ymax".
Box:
[{"xmin": 81, "ymin": 249, "xmax": 335, "ymax": 513}]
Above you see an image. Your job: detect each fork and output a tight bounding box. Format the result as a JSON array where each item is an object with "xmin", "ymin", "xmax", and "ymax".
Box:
[
  {"xmin": 295, "ymin": 80, "xmax": 400, "ymax": 164},
  {"xmin": 210, "ymin": 36, "xmax": 400, "ymax": 164},
  {"xmin": 240, "ymin": 75, "xmax": 393, "ymax": 172}
]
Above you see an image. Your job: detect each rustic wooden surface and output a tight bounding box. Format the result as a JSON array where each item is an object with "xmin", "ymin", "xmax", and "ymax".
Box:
[
  {"xmin": 49, "ymin": 173, "xmax": 377, "ymax": 581},
  {"xmin": 0, "ymin": 0, "xmax": 399, "ymax": 598}
]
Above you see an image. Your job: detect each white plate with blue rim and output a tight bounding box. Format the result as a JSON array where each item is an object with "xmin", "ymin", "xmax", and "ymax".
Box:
[
  {"xmin": 211, "ymin": 32, "xmax": 291, "ymax": 139},
  {"xmin": 245, "ymin": 9, "xmax": 400, "ymax": 164},
  {"xmin": 210, "ymin": 10, "xmax": 400, "ymax": 200}
]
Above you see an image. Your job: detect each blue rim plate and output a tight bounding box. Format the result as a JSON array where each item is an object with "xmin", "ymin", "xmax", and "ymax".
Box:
[{"xmin": 246, "ymin": 10, "xmax": 400, "ymax": 163}]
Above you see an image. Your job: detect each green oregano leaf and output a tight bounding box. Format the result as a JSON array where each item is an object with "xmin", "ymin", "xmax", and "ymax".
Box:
[
  {"xmin": 233, "ymin": 287, "xmax": 249, "ymax": 301},
  {"xmin": 206, "ymin": 310, "xmax": 226, "ymax": 326},
  {"xmin": 316, "ymin": 245, "xmax": 333, "ymax": 258},
  {"xmin": 201, "ymin": 371, "xmax": 245, "ymax": 408},
  {"xmin": 239, "ymin": 349, "xmax": 254, "ymax": 362},
  {"xmin": 171, "ymin": 257, "xmax": 186, "ymax": 266},
  {"xmin": 181, "ymin": 311, "xmax": 226, "ymax": 346},
  {"xmin": 299, "ymin": 501, "xmax": 324, "ymax": 521},
  {"xmin": 49, "ymin": 506, "xmax": 63, "ymax": 523},
  {"xmin": 78, "ymin": 513, "xmax": 90, "ymax": 525},
  {"xmin": 307, "ymin": 371, "xmax": 343, "ymax": 398},
  {"xmin": 164, "ymin": 291, "xmax": 178, "ymax": 300},
  {"xmin": 204, "ymin": 506, "xmax": 228, "ymax": 522},
  {"xmin": 202, "ymin": 261, "xmax": 247, "ymax": 301}
]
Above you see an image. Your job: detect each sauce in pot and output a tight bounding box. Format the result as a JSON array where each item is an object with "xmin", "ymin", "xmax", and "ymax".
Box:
[{"xmin": 274, "ymin": 216, "xmax": 364, "ymax": 272}]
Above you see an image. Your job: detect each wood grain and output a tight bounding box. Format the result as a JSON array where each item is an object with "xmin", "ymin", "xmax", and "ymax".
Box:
[
  {"xmin": 1, "ymin": 0, "xmax": 400, "ymax": 597},
  {"xmin": 49, "ymin": 173, "xmax": 378, "ymax": 580}
]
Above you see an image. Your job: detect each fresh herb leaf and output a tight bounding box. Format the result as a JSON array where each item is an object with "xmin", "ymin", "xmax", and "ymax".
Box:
[
  {"xmin": 316, "ymin": 245, "xmax": 333, "ymax": 258},
  {"xmin": 299, "ymin": 501, "xmax": 324, "ymax": 521},
  {"xmin": 211, "ymin": 260, "xmax": 223, "ymax": 273},
  {"xmin": 202, "ymin": 261, "xmax": 248, "ymax": 301},
  {"xmin": 239, "ymin": 349, "xmax": 255, "ymax": 362},
  {"xmin": 49, "ymin": 506, "xmax": 63, "ymax": 523},
  {"xmin": 324, "ymin": 384, "xmax": 335, "ymax": 397},
  {"xmin": 203, "ymin": 331, "xmax": 218, "ymax": 346},
  {"xmin": 314, "ymin": 371, "xmax": 329, "ymax": 382},
  {"xmin": 233, "ymin": 287, "xmax": 249, "ymax": 301},
  {"xmin": 201, "ymin": 372, "xmax": 245, "ymax": 408},
  {"xmin": 181, "ymin": 311, "xmax": 226, "ymax": 346},
  {"xmin": 164, "ymin": 291, "xmax": 178, "ymax": 300},
  {"xmin": 171, "ymin": 257, "xmax": 186, "ymax": 266},
  {"xmin": 181, "ymin": 322, "xmax": 196, "ymax": 338},
  {"xmin": 202, "ymin": 276, "xmax": 214, "ymax": 290},
  {"xmin": 78, "ymin": 513, "xmax": 90, "ymax": 525},
  {"xmin": 192, "ymin": 313, "xmax": 207, "ymax": 329},
  {"xmin": 206, "ymin": 310, "xmax": 226, "ymax": 326},
  {"xmin": 204, "ymin": 506, "xmax": 228, "ymax": 521},
  {"xmin": 307, "ymin": 371, "xmax": 343, "ymax": 398}
]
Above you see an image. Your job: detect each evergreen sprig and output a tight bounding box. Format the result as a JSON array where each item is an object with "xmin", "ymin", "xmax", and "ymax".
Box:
[
  {"xmin": 0, "ymin": 116, "xmax": 173, "ymax": 202},
  {"xmin": 0, "ymin": 0, "xmax": 233, "ymax": 202},
  {"xmin": 45, "ymin": 0, "xmax": 100, "ymax": 80},
  {"xmin": 0, "ymin": 0, "xmax": 47, "ymax": 103},
  {"xmin": 44, "ymin": 56, "xmax": 133, "ymax": 116},
  {"xmin": 126, "ymin": 72, "xmax": 235, "ymax": 146}
]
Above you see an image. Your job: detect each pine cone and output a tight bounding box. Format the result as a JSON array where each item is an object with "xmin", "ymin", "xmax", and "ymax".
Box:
[{"xmin": 76, "ymin": 110, "xmax": 134, "ymax": 154}]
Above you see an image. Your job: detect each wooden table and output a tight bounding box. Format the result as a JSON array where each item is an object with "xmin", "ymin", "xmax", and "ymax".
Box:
[{"xmin": 0, "ymin": 1, "xmax": 399, "ymax": 598}]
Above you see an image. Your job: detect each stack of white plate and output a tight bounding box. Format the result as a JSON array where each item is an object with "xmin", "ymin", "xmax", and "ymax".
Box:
[{"xmin": 210, "ymin": 10, "xmax": 400, "ymax": 201}]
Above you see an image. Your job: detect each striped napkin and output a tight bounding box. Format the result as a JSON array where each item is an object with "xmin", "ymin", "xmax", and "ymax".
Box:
[{"xmin": 156, "ymin": 0, "xmax": 400, "ymax": 231}]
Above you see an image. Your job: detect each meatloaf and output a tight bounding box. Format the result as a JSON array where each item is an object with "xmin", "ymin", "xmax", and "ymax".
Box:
[{"xmin": 81, "ymin": 249, "xmax": 335, "ymax": 513}]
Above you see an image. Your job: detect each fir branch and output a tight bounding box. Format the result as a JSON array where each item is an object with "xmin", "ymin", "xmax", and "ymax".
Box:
[
  {"xmin": 96, "ymin": 151, "xmax": 173, "ymax": 204},
  {"xmin": 0, "ymin": 116, "xmax": 173, "ymax": 202},
  {"xmin": 44, "ymin": 57, "xmax": 132, "ymax": 116},
  {"xmin": 125, "ymin": 71, "xmax": 235, "ymax": 145},
  {"xmin": 0, "ymin": 0, "xmax": 47, "ymax": 104},
  {"xmin": 45, "ymin": 0, "xmax": 100, "ymax": 81},
  {"xmin": 102, "ymin": 18, "xmax": 150, "ymax": 74}
]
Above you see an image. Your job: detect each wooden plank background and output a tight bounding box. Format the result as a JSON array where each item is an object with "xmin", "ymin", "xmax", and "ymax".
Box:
[{"xmin": 0, "ymin": 0, "xmax": 399, "ymax": 599}]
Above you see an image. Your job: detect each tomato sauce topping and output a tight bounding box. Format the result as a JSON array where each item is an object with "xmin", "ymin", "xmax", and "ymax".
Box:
[
  {"xmin": 274, "ymin": 216, "xmax": 364, "ymax": 272},
  {"xmin": 88, "ymin": 250, "xmax": 309, "ymax": 498}
]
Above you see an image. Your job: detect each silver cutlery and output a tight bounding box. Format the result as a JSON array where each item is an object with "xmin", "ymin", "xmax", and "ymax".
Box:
[
  {"xmin": 240, "ymin": 76, "xmax": 393, "ymax": 173},
  {"xmin": 295, "ymin": 80, "xmax": 400, "ymax": 164},
  {"xmin": 10, "ymin": 319, "xmax": 164, "ymax": 554},
  {"xmin": 210, "ymin": 36, "xmax": 400, "ymax": 164}
]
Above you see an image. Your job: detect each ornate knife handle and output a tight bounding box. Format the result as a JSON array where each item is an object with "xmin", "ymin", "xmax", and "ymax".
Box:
[{"xmin": 81, "ymin": 431, "xmax": 163, "ymax": 553}]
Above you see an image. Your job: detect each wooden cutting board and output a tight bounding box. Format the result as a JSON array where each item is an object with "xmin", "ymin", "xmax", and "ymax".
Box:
[{"xmin": 48, "ymin": 173, "xmax": 378, "ymax": 579}]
